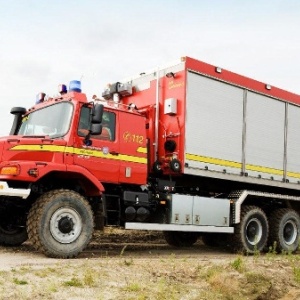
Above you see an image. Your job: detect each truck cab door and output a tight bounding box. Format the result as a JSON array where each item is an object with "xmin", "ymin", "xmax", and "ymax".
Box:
[
  {"xmin": 74, "ymin": 107, "xmax": 120, "ymax": 183},
  {"xmin": 118, "ymin": 111, "xmax": 147, "ymax": 185}
]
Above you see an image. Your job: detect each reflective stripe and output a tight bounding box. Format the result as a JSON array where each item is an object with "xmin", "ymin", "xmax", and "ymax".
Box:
[
  {"xmin": 11, "ymin": 145, "xmax": 147, "ymax": 164},
  {"xmin": 185, "ymin": 153, "xmax": 241, "ymax": 169},
  {"xmin": 185, "ymin": 153, "xmax": 299, "ymax": 178},
  {"xmin": 137, "ymin": 147, "xmax": 147, "ymax": 154}
]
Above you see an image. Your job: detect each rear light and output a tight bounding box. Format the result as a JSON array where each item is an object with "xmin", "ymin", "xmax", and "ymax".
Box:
[{"xmin": 0, "ymin": 164, "xmax": 20, "ymax": 176}]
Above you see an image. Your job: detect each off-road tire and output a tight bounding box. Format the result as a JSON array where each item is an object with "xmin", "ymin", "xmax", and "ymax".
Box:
[
  {"xmin": 27, "ymin": 189, "xmax": 94, "ymax": 258},
  {"xmin": 231, "ymin": 205, "xmax": 269, "ymax": 254},
  {"xmin": 0, "ymin": 225, "xmax": 28, "ymax": 246},
  {"xmin": 163, "ymin": 231, "xmax": 198, "ymax": 247},
  {"xmin": 268, "ymin": 208, "xmax": 300, "ymax": 253}
]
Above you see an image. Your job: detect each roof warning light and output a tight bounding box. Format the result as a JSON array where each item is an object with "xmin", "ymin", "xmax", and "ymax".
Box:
[
  {"xmin": 58, "ymin": 84, "xmax": 67, "ymax": 94},
  {"xmin": 69, "ymin": 80, "xmax": 81, "ymax": 93},
  {"xmin": 36, "ymin": 92, "xmax": 46, "ymax": 104}
]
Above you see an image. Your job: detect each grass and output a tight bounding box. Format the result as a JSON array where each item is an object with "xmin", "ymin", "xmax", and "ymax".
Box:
[
  {"xmin": 230, "ymin": 256, "xmax": 245, "ymax": 272},
  {"xmin": 83, "ymin": 269, "xmax": 96, "ymax": 286},
  {"xmin": 13, "ymin": 278, "xmax": 28, "ymax": 285},
  {"xmin": 293, "ymin": 267, "xmax": 300, "ymax": 283},
  {"xmin": 63, "ymin": 276, "xmax": 83, "ymax": 287},
  {"xmin": 124, "ymin": 282, "xmax": 142, "ymax": 292},
  {"xmin": 0, "ymin": 250, "xmax": 299, "ymax": 300}
]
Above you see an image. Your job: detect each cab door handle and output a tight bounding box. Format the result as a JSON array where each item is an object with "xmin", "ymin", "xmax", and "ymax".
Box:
[{"xmin": 110, "ymin": 151, "xmax": 119, "ymax": 156}]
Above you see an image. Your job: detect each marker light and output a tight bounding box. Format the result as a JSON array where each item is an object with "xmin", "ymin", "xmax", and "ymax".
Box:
[
  {"xmin": 0, "ymin": 164, "xmax": 20, "ymax": 176},
  {"xmin": 28, "ymin": 168, "xmax": 39, "ymax": 177},
  {"xmin": 36, "ymin": 92, "xmax": 46, "ymax": 104},
  {"xmin": 69, "ymin": 80, "xmax": 81, "ymax": 92},
  {"xmin": 58, "ymin": 84, "xmax": 67, "ymax": 94}
]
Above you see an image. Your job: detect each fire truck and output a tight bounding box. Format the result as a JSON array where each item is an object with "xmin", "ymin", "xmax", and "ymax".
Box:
[{"xmin": 1, "ymin": 56, "xmax": 300, "ymax": 258}]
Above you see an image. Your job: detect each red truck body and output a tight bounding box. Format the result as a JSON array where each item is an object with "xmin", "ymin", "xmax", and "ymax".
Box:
[{"xmin": 1, "ymin": 56, "xmax": 300, "ymax": 258}]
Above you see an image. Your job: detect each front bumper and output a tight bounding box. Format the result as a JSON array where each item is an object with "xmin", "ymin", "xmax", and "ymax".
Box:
[{"xmin": 0, "ymin": 181, "xmax": 31, "ymax": 199}]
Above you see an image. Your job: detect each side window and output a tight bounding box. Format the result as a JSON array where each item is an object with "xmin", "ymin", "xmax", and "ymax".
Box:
[
  {"xmin": 78, "ymin": 106, "xmax": 90, "ymax": 137},
  {"xmin": 95, "ymin": 111, "xmax": 116, "ymax": 141},
  {"xmin": 78, "ymin": 108, "xmax": 116, "ymax": 141}
]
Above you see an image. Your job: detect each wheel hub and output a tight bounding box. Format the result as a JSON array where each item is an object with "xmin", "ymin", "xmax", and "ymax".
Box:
[
  {"xmin": 58, "ymin": 216, "xmax": 74, "ymax": 234},
  {"xmin": 50, "ymin": 207, "xmax": 82, "ymax": 244},
  {"xmin": 246, "ymin": 218, "xmax": 263, "ymax": 245},
  {"xmin": 283, "ymin": 221, "xmax": 297, "ymax": 245}
]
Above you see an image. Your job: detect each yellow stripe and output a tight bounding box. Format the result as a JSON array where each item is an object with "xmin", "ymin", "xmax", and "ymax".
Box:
[
  {"xmin": 11, "ymin": 145, "xmax": 68, "ymax": 152},
  {"xmin": 185, "ymin": 153, "xmax": 241, "ymax": 169},
  {"xmin": 246, "ymin": 164, "xmax": 283, "ymax": 176},
  {"xmin": 185, "ymin": 153, "xmax": 300, "ymax": 178},
  {"xmin": 72, "ymin": 147, "xmax": 147, "ymax": 164},
  {"xmin": 11, "ymin": 145, "xmax": 147, "ymax": 164},
  {"xmin": 287, "ymin": 171, "xmax": 300, "ymax": 179},
  {"xmin": 137, "ymin": 147, "xmax": 147, "ymax": 154}
]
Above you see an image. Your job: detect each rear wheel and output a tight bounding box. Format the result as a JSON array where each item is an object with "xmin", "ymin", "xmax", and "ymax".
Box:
[
  {"xmin": 27, "ymin": 189, "xmax": 94, "ymax": 258},
  {"xmin": 231, "ymin": 206, "xmax": 269, "ymax": 254},
  {"xmin": 163, "ymin": 231, "xmax": 198, "ymax": 247},
  {"xmin": 268, "ymin": 208, "xmax": 300, "ymax": 253}
]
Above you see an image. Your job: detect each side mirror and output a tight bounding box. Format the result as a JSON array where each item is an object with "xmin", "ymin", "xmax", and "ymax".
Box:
[
  {"xmin": 92, "ymin": 104, "xmax": 103, "ymax": 124},
  {"xmin": 91, "ymin": 123, "xmax": 102, "ymax": 135},
  {"xmin": 10, "ymin": 107, "xmax": 27, "ymax": 135},
  {"xmin": 83, "ymin": 123, "xmax": 102, "ymax": 146},
  {"xmin": 11, "ymin": 107, "xmax": 27, "ymax": 115}
]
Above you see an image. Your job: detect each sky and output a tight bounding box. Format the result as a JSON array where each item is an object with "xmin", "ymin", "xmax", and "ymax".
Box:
[{"xmin": 1, "ymin": 0, "xmax": 300, "ymax": 136}]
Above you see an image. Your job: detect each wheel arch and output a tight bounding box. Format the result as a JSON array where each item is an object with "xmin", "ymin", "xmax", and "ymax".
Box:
[
  {"xmin": 230, "ymin": 190, "xmax": 300, "ymax": 224},
  {"xmin": 33, "ymin": 170, "xmax": 104, "ymax": 197}
]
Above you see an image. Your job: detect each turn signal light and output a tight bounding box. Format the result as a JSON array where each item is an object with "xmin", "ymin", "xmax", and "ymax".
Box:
[{"xmin": 0, "ymin": 165, "xmax": 20, "ymax": 176}]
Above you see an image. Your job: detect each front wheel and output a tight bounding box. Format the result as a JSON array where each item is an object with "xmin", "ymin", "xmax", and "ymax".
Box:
[
  {"xmin": 0, "ymin": 209, "xmax": 28, "ymax": 246},
  {"xmin": 231, "ymin": 206, "xmax": 269, "ymax": 254},
  {"xmin": 268, "ymin": 208, "xmax": 300, "ymax": 253},
  {"xmin": 163, "ymin": 231, "xmax": 198, "ymax": 247},
  {"xmin": 27, "ymin": 189, "xmax": 94, "ymax": 258},
  {"xmin": 0, "ymin": 223, "xmax": 28, "ymax": 246}
]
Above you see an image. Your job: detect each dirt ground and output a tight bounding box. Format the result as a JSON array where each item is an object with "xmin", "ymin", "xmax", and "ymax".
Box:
[{"xmin": 0, "ymin": 229, "xmax": 300, "ymax": 300}]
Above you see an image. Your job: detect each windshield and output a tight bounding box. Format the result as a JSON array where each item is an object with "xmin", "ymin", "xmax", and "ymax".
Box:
[{"xmin": 17, "ymin": 102, "xmax": 73, "ymax": 138}]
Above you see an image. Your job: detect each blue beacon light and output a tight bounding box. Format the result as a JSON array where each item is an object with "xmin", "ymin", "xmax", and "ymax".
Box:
[
  {"xmin": 69, "ymin": 80, "xmax": 81, "ymax": 92},
  {"xmin": 58, "ymin": 84, "xmax": 67, "ymax": 94}
]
